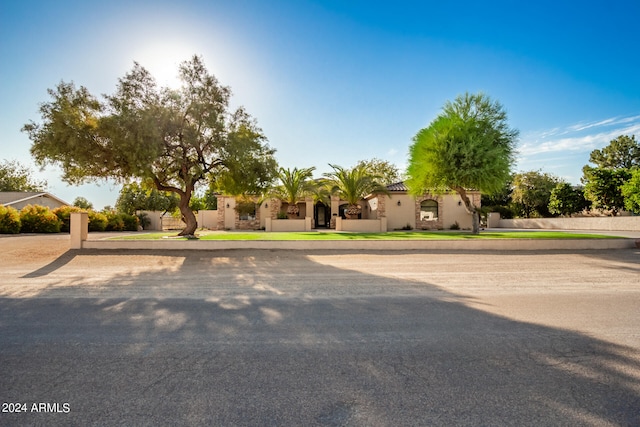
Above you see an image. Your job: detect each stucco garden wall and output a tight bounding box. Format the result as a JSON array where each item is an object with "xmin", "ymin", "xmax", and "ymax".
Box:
[
  {"xmin": 336, "ymin": 217, "xmax": 387, "ymax": 232},
  {"xmin": 265, "ymin": 218, "xmax": 312, "ymax": 232},
  {"xmin": 488, "ymin": 213, "xmax": 640, "ymax": 231}
]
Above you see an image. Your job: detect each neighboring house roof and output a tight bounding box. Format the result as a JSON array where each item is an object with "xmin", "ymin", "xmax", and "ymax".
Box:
[{"xmin": 0, "ymin": 192, "xmax": 70, "ymax": 207}]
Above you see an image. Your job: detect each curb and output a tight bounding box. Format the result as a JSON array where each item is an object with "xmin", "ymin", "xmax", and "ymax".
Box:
[{"xmin": 80, "ymin": 238, "xmax": 638, "ymax": 251}]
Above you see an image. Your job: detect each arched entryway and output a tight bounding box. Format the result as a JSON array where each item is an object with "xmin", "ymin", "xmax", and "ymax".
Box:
[{"xmin": 314, "ymin": 202, "xmax": 330, "ymax": 228}]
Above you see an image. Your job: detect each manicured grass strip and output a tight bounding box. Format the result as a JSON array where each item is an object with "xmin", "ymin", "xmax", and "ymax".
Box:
[{"xmin": 110, "ymin": 231, "xmax": 622, "ymax": 241}]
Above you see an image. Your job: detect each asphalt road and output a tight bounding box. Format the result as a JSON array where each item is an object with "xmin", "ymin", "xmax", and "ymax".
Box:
[{"xmin": 1, "ymin": 235, "xmax": 639, "ymax": 426}]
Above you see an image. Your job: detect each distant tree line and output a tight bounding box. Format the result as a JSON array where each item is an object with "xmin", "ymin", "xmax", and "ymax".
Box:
[{"xmin": 483, "ymin": 134, "xmax": 640, "ymax": 218}]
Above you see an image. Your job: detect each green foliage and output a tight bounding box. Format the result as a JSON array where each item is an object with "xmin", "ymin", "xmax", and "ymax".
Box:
[
  {"xmin": 136, "ymin": 212, "xmax": 151, "ymax": 229},
  {"xmin": 52, "ymin": 205, "xmax": 83, "ymax": 232},
  {"xmin": 407, "ymin": 93, "xmax": 518, "ymax": 196},
  {"xmin": 104, "ymin": 211, "xmax": 139, "ymax": 231},
  {"xmin": 116, "ymin": 181, "xmax": 179, "ymax": 215},
  {"xmin": 324, "ymin": 164, "xmax": 389, "ymax": 217},
  {"xmin": 621, "ymin": 168, "xmax": 640, "ymax": 214},
  {"xmin": 53, "ymin": 205, "xmax": 108, "ymax": 232},
  {"xmin": 189, "ymin": 195, "xmax": 207, "ymax": 212},
  {"xmin": 583, "ymin": 167, "xmax": 631, "ymax": 216},
  {"xmin": 511, "ymin": 170, "xmax": 560, "ymax": 218},
  {"xmin": 407, "ymin": 93, "xmax": 518, "ymax": 233},
  {"xmin": 19, "ymin": 205, "xmax": 61, "ymax": 233},
  {"xmin": 72, "ymin": 196, "xmax": 93, "ymax": 210},
  {"xmin": 24, "ymin": 55, "xmax": 277, "ymax": 236},
  {"xmin": 355, "ymin": 158, "xmax": 401, "ymax": 185},
  {"xmin": 88, "ymin": 210, "xmax": 108, "ymax": 231},
  {"xmin": 271, "ymin": 166, "xmax": 316, "ymax": 216},
  {"xmin": 482, "ymin": 205, "xmax": 515, "ymax": 220},
  {"xmin": 548, "ymin": 183, "xmax": 590, "ymax": 217},
  {"xmin": 588, "ymin": 134, "xmax": 640, "ymax": 170},
  {"xmin": 0, "ymin": 159, "xmax": 47, "ymax": 192},
  {"xmin": 0, "ymin": 205, "xmax": 21, "ymax": 234},
  {"xmin": 234, "ymin": 197, "xmax": 257, "ymax": 219}
]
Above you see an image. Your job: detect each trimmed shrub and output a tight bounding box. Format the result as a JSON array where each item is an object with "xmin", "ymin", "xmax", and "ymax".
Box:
[
  {"xmin": 0, "ymin": 205, "xmax": 21, "ymax": 234},
  {"xmin": 19, "ymin": 205, "xmax": 62, "ymax": 233},
  {"xmin": 53, "ymin": 205, "xmax": 83, "ymax": 232},
  {"xmin": 88, "ymin": 211, "xmax": 108, "ymax": 232}
]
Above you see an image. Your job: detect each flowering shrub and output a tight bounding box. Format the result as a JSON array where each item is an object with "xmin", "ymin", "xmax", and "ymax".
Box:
[
  {"xmin": 19, "ymin": 205, "xmax": 61, "ymax": 233},
  {"xmin": 88, "ymin": 210, "xmax": 108, "ymax": 232},
  {"xmin": 0, "ymin": 205, "xmax": 21, "ymax": 234},
  {"xmin": 53, "ymin": 205, "xmax": 83, "ymax": 232}
]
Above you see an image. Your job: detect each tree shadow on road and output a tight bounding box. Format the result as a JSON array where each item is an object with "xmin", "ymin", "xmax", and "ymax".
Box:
[{"xmin": 2, "ymin": 249, "xmax": 639, "ymax": 425}]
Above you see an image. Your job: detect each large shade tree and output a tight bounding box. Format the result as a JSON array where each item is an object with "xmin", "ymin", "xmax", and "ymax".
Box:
[
  {"xmin": 23, "ymin": 55, "xmax": 276, "ymax": 236},
  {"xmin": 407, "ymin": 93, "xmax": 518, "ymax": 233}
]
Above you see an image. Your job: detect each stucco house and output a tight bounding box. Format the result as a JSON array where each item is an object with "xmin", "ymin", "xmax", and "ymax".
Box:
[
  {"xmin": 215, "ymin": 182, "xmax": 481, "ymax": 231},
  {"xmin": 0, "ymin": 192, "xmax": 70, "ymax": 210}
]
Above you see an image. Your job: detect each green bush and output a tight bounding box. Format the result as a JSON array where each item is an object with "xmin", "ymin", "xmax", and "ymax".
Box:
[
  {"xmin": 0, "ymin": 205, "xmax": 21, "ymax": 234},
  {"xmin": 53, "ymin": 205, "xmax": 83, "ymax": 232},
  {"xmin": 19, "ymin": 205, "xmax": 61, "ymax": 233},
  {"xmin": 88, "ymin": 211, "xmax": 108, "ymax": 232},
  {"xmin": 105, "ymin": 212, "xmax": 139, "ymax": 231},
  {"xmin": 122, "ymin": 213, "xmax": 139, "ymax": 231}
]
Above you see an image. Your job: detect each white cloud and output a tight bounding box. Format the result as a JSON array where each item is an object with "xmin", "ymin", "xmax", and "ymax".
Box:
[{"xmin": 518, "ymin": 115, "xmax": 640, "ymax": 157}]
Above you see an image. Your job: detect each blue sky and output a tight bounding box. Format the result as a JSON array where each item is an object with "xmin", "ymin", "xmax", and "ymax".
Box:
[{"xmin": 2, "ymin": 0, "xmax": 639, "ymax": 209}]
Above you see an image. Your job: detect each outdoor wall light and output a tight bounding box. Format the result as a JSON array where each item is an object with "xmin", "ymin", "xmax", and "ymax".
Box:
[
  {"xmin": 397, "ymin": 200, "xmax": 401, "ymax": 206},
  {"xmin": 226, "ymin": 203, "xmax": 230, "ymax": 208},
  {"xmin": 265, "ymin": 203, "xmax": 268, "ymax": 208},
  {"xmin": 458, "ymin": 201, "xmax": 462, "ymax": 206}
]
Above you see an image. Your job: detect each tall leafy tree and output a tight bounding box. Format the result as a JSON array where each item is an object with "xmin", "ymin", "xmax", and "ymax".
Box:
[
  {"xmin": 407, "ymin": 92, "xmax": 518, "ymax": 233},
  {"xmin": 583, "ymin": 167, "xmax": 631, "ymax": 216},
  {"xmin": 23, "ymin": 55, "xmax": 276, "ymax": 236},
  {"xmin": 511, "ymin": 170, "xmax": 560, "ymax": 218},
  {"xmin": 0, "ymin": 159, "xmax": 47, "ymax": 192},
  {"xmin": 324, "ymin": 164, "xmax": 389, "ymax": 218},
  {"xmin": 588, "ymin": 134, "xmax": 640, "ymax": 169},
  {"xmin": 72, "ymin": 196, "xmax": 94, "ymax": 210},
  {"xmin": 548, "ymin": 182, "xmax": 590, "ymax": 217},
  {"xmin": 355, "ymin": 158, "xmax": 401, "ymax": 185}
]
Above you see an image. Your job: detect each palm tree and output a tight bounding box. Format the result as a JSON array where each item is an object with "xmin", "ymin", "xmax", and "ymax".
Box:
[
  {"xmin": 271, "ymin": 166, "xmax": 316, "ymax": 217},
  {"xmin": 324, "ymin": 164, "xmax": 390, "ymax": 218}
]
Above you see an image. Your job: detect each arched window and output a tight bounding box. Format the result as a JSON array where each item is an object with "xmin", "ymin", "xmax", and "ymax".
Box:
[{"xmin": 420, "ymin": 200, "xmax": 438, "ymax": 220}]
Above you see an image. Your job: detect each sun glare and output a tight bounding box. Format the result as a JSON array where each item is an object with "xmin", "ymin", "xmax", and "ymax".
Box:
[{"xmin": 133, "ymin": 42, "xmax": 196, "ymax": 88}]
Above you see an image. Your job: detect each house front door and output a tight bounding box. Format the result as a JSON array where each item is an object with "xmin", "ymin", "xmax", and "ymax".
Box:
[{"xmin": 314, "ymin": 202, "xmax": 329, "ymax": 228}]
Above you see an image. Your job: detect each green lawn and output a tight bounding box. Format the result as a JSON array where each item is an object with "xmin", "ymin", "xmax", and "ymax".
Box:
[{"xmin": 110, "ymin": 230, "xmax": 622, "ymax": 241}]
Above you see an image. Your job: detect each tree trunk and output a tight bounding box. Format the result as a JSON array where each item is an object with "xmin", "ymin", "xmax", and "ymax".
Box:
[
  {"xmin": 177, "ymin": 193, "xmax": 198, "ymax": 236},
  {"xmin": 454, "ymin": 187, "xmax": 480, "ymax": 234},
  {"xmin": 345, "ymin": 204, "xmax": 361, "ymax": 219},
  {"xmin": 152, "ymin": 177, "xmax": 198, "ymax": 236}
]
